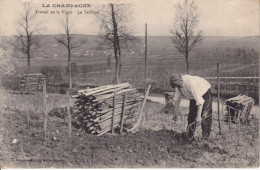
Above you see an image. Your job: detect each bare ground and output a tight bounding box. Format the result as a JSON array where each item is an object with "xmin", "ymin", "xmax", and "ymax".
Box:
[{"xmin": 0, "ymin": 91, "xmax": 259, "ymax": 168}]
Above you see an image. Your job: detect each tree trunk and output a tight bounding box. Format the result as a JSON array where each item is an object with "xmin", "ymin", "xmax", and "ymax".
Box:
[
  {"xmin": 27, "ymin": 51, "xmax": 30, "ymax": 74},
  {"xmin": 68, "ymin": 49, "xmax": 72, "ymax": 89},
  {"xmin": 118, "ymin": 44, "xmax": 122, "ymax": 83},
  {"xmin": 111, "ymin": 4, "xmax": 121, "ymax": 84},
  {"xmin": 113, "ymin": 45, "xmax": 119, "ymax": 83},
  {"xmin": 186, "ymin": 52, "xmax": 189, "ymax": 74},
  {"xmin": 27, "ymin": 55, "xmax": 30, "ymax": 74},
  {"xmin": 115, "ymin": 56, "xmax": 120, "ymax": 84},
  {"xmin": 118, "ymin": 53, "xmax": 122, "ymax": 83},
  {"xmin": 68, "ymin": 62, "xmax": 72, "ymax": 88},
  {"xmin": 67, "ymin": 91, "xmax": 72, "ymax": 144},
  {"xmin": 186, "ymin": 59, "xmax": 189, "ymax": 74}
]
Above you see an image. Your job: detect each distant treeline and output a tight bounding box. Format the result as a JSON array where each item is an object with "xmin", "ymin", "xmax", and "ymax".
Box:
[
  {"xmin": 194, "ymin": 47, "xmax": 259, "ymax": 63},
  {"xmin": 40, "ymin": 64, "xmax": 94, "ymax": 85}
]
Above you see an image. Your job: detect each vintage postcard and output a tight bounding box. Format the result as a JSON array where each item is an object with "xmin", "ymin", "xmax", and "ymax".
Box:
[{"xmin": 0, "ymin": 0, "xmax": 259, "ymax": 168}]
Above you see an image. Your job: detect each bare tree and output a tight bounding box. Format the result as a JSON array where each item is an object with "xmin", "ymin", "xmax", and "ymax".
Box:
[
  {"xmin": 170, "ymin": 0, "xmax": 203, "ymax": 74},
  {"xmin": 13, "ymin": 2, "xmax": 40, "ymax": 74},
  {"xmin": 55, "ymin": 13, "xmax": 86, "ymax": 89},
  {"xmin": 96, "ymin": 3, "xmax": 138, "ymax": 83}
]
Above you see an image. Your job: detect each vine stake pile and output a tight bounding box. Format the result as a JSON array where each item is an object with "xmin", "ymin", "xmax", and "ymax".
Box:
[{"xmin": 72, "ymin": 83, "xmax": 142, "ymax": 136}]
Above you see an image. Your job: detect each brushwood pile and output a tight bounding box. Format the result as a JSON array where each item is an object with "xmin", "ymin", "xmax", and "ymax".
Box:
[{"xmin": 18, "ymin": 73, "xmax": 45, "ymax": 93}]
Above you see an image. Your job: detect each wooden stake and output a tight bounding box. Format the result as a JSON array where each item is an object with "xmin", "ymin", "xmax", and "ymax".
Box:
[
  {"xmin": 111, "ymin": 91, "xmax": 116, "ymax": 134},
  {"xmin": 217, "ymin": 62, "xmax": 222, "ymax": 135},
  {"xmin": 36, "ymin": 76, "xmax": 41, "ymax": 92},
  {"xmin": 24, "ymin": 74, "xmax": 28, "ymax": 93},
  {"xmin": 144, "ymin": 23, "xmax": 147, "ymax": 94},
  {"xmin": 127, "ymin": 84, "xmax": 151, "ymax": 133},
  {"xmin": 228, "ymin": 107, "xmax": 231, "ymax": 133},
  {"xmin": 120, "ymin": 92, "xmax": 128, "ymax": 134},
  {"xmin": 43, "ymin": 79, "xmax": 48, "ymax": 141}
]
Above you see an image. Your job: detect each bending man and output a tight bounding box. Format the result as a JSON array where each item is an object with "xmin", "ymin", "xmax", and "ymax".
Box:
[{"xmin": 170, "ymin": 74, "xmax": 212, "ymax": 140}]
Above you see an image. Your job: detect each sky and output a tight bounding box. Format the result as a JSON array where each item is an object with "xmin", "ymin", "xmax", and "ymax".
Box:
[{"xmin": 0, "ymin": 0, "xmax": 259, "ymax": 36}]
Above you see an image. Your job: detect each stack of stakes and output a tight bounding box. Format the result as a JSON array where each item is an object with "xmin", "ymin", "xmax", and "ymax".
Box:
[
  {"xmin": 225, "ymin": 94, "xmax": 255, "ymax": 124},
  {"xmin": 18, "ymin": 73, "xmax": 46, "ymax": 93},
  {"xmin": 72, "ymin": 83, "xmax": 142, "ymax": 136}
]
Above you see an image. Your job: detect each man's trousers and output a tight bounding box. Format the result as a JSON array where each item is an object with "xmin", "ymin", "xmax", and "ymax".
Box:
[{"xmin": 187, "ymin": 89, "xmax": 213, "ymax": 139}]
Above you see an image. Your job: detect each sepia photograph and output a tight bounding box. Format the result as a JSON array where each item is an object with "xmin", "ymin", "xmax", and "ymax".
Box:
[{"xmin": 0, "ymin": 0, "xmax": 259, "ymax": 168}]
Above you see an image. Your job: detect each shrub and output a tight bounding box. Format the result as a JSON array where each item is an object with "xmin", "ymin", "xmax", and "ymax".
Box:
[
  {"xmin": 40, "ymin": 65, "xmax": 64, "ymax": 85},
  {"xmin": 1, "ymin": 73, "xmax": 20, "ymax": 91}
]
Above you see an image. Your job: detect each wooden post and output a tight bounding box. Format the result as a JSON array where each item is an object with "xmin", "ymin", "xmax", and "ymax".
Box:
[
  {"xmin": 144, "ymin": 23, "xmax": 147, "ymax": 94},
  {"xmin": 246, "ymin": 102, "xmax": 253, "ymax": 122},
  {"xmin": 217, "ymin": 62, "xmax": 222, "ymax": 135},
  {"xmin": 67, "ymin": 91, "xmax": 72, "ymax": 144},
  {"xmin": 237, "ymin": 118, "xmax": 241, "ymax": 146},
  {"xmin": 120, "ymin": 92, "xmax": 128, "ymax": 134},
  {"xmin": 43, "ymin": 79, "xmax": 48, "ymax": 141},
  {"xmin": 24, "ymin": 74, "xmax": 28, "ymax": 93},
  {"xmin": 111, "ymin": 91, "xmax": 116, "ymax": 134},
  {"xmin": 236, "ymin": 110, "xmax": 242, "ymax": 124},
  {"xmin": 36, "ymin": 76, "xmax": 41, "ymax": 92},
  {"xmin": 228, "ymin": 107, "xmax": 231, "ymax": 132}
]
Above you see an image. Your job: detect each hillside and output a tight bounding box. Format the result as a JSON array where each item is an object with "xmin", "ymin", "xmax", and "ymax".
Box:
[
  {"xmin": 5, "ymin": 35, "xmax": 260, "ymax": 61},
  {"xmin": 1, "ymin": 34, "xmax": 258, "ymax": 99}
]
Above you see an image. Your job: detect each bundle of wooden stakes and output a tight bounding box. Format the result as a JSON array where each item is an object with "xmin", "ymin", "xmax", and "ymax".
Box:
[
  {"xmin": 18, "ymin": 73, "xmax": 46, "ymax": 93},
  {"xmin": 225, "ymin": 94, "xmax": 255, "ymax": 124},
  {"xmin": 72, "ymin": 83, "xmax": 142, "ymax": 136}
]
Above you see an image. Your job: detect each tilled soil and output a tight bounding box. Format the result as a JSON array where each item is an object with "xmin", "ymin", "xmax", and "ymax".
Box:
[{"xmin": 0, "ymin": 93, "xmax": 259, "ymax": 168}]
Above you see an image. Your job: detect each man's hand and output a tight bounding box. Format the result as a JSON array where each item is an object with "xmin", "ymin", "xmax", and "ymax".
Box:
[
  {"xmin": 172, "ymin": 111, "xmax": 181, "ymax": 121},
  {"xmin": 172, "ymin": 113, "xmax": 178, "ymax": 121}
]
